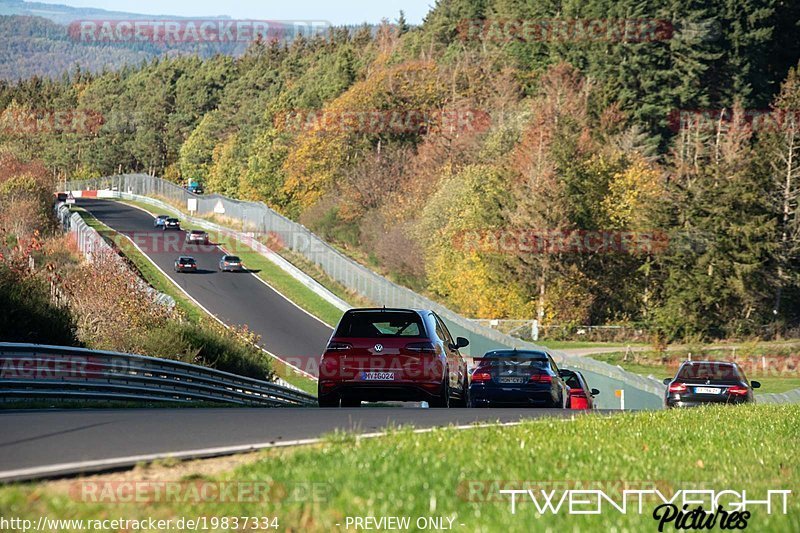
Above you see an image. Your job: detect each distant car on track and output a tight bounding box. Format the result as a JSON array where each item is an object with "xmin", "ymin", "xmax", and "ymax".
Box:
[
  {"xmin": 469, "ymin": 349, "xmax": 569, "ymax": 408},
  {"xmin": 185, "ymin": 229, "xmax": 209, "ymax": 245},
  {"xmin": 174, "ymin": 256, "xmax": 197, "ymax": 273},
  {"xmin": 219, "ymin": 255, "xmax": 244, "ymax": 272},
  {"xmin": 559, "ymin": 369, "xmax": 599, "ymax": 409},
  {"xmin": 187, "ymin": 183, "xmax": 204, "ymax": 194},
  {"xmin": 163, "ymin": 217, "xmax": 180, "ymax": 230},
  {"xmin": 154, "ymin": 215, "xmax": 169, "ymax": 228},
  {"xmin": 317, "ymin": 308, "xmax": 470, "ymax": 408},
  {"xmin": 664, "ymin": 361, "xmax": 759, "ymax": 408}
]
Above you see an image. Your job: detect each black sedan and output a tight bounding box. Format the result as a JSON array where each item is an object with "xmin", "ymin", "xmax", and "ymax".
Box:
[
  {"xmin": 174, "ymin": 256, "xmax": 197, "ymax": 273},
  {"xmin": 469, "ymin": 349, "xmax": 569, "ymax": 408},
  {"xmin": 163, "ymin": 217, "xmax": 180, "ymax": 230},
  {"xmin": 664, "ymin": 361, "xmax": 760, "ymax": 408}
]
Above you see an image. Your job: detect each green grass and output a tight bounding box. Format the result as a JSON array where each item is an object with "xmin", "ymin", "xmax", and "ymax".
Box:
[
  {"xmin": 73, "ymin": 206, "xmax": 317, "ymax": 395},
  {"xmin": 1, "ymin": 405, "xmax": 798, "ymax": 531},
  {"xmin": 588, "ymin": 351, "xmax": 800, "ymax": 394},
  {"xmin": 536, "ymin": 340, "xmax": 646, "ymax": 349}
]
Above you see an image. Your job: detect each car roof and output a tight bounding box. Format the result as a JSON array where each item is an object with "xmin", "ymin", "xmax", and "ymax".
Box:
[
  {"xmin": 482, "ymin": 349, "xmax": 551, "ymax": 358},
  {"xmin": 345, "ymin": 307, "xmax": 427, "ymax": 312},
  {"xmin": 679, "ymin": 360, "xmax": 738, "ymax": 367}
]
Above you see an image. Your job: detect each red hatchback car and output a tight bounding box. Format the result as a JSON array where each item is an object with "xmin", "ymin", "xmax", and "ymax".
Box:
[
  {"xmin": 318, "ymin": 308, "xmax": 470, "ymax": 407},
  {"xmin": 559, "ymin": 369, "xmax": 600, "ymax": 409}
]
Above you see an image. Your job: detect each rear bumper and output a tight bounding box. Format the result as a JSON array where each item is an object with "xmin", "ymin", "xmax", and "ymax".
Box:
[
  {"xmin": 220, "ymin": 265, "xmax": 244, "ymax": 271},
  {"xmin": 665, "ymin": 396, "xmax": 752, "ymax": 408},
  {"xmin": 470, "ymin": 384, "xmax": 559, "ymax": 407},
  {"xmin": 319, "ymin": 380, "xmax": 443, "ymax": 402}
]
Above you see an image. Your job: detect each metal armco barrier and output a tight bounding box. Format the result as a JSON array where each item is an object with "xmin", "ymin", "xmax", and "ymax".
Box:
[
  {"xmin": 64, "ymin": 175, "xmax": 672, "ymax": 408},
  {"xmin": 755, "ymin": 387, "xmax": 800, "ymax": 404},
  {"xmin": 0, "ymin": 343, "xmax": 317, "ymax": 407}
]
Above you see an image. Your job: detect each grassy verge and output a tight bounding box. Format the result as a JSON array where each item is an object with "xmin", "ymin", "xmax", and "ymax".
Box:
[
  {"xmin": 72, "ymin": 206, "xmax": 316, "ymax": 395},
  {"xmin": 536, "ymin": 340, "xmax": 646, "ymax": 350},
  {"xmin": 1, "ymin": 405, "xmax": 798, "ymax": 531},
  {"xmin": 587, "ymin": 350, "xmax": 800, "ymax": 394}
]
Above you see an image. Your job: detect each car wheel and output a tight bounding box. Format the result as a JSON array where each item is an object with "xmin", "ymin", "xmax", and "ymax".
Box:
[
  {"xmin": 430, "ymin": 378, "xmax": 450, "ymax": 408},
  {"xmin": 318, "ymin": 394, "xmax": 339, "ymax": 408},
  {"xmin": 451, "ymin": 378, "xmax": 470, "ymax": 408},
  {"xmin": 341, "ymin": 398, "xmax": 361, "ymax": 407}
]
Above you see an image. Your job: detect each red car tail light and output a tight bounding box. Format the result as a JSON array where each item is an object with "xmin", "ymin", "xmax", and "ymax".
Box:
[
  {"xmin": 668, "ymin": 382, "xmax": 687, "ymax": 393},
  {"xmin": 405, "ymin": 342, "xmax": 436, "ymax": 354},
  {"xmin": 529, "ymin": 374, "xmax": 552, "ymax": 383},
  {"xmin": 570, "ymin": 396, "xmax": 590, "ymax": 409},
  {"xmin": 325, "ymin": 341, "xmax": 351, "ymax": 352},
  {"xmin": 727, "ymin": 385, "xmax": 749, "ymax": 396},
  {"xmin": 472, "ymin": 371, "xmax": 492, "ymax": 382}
]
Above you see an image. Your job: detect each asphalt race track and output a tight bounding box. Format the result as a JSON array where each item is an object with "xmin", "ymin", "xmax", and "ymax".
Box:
[
  {"xmin": 0, "ymin": 199, "xmax": 613, "ymax": 483},
  {"xmin": 77, "ymin": 198, "xmax": 333, "ymax": 376},
  {"xmin": 0, "ymin": 408, "xmax": 604, "ymax": 481}
]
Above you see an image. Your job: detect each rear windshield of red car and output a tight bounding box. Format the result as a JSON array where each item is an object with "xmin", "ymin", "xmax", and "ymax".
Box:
[
  {"xmin": 335, "ymin": 311, "xmax": 426, "ymax": 338},
  {"xmin": 561, "ymin": 372, "xmax": 582, "ymax": 389},
  {"xmin": 676, "ymin": 363, "xmax": 741, "ymax": 381}
]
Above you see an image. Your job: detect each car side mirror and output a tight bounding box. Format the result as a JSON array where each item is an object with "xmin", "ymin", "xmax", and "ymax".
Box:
[
  {"xmin": 591, "ymin": 388, "xmax": 600, "ymax": 396},
  {"xmin": 751, "ymin": 381, "xmax": 761, "ymax": 389},
  {"xmin": 663, "ymin": 378, "xmax": 671, "ymax": 385},
  {"xmin": 452, "ymin": 337, "xmax": 469, "ymax": 349}
]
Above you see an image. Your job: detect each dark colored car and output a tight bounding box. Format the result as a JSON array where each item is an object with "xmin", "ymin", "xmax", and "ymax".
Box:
[
  {"xmin": 163, "ymin": 217, "xmax": 180, "ymax": 230},
  {"xmin": 219, "ymin": 255, "xmax": 244, "ymax": 272},
  {"xmin": 469, "ymin": 350, "xmax": 569, "ymax": 408},
  {"xmin": 559, "ymin": 369, "xmax": 599, "ymax": 410},
  {"xmin": 154, "ymin": 215, "xmax": 169, "ymax": 228},
  {"xmin": 185, "ymin": 229, "xmax": 209, "ymax": 244},
  {"xmin": 664, "ymin": 361, "xmax": 760, "ymax": 408},
  {"xmin": 318, "ymin": 308, "xmax": 470, "ymax": 408},
  {"xmin": 173, "ymin": 256, "xmax": 197, "ymax": 273},
  {"xmin": 187, "ymin": 183, "xmax": 204, "ymax": 194}
]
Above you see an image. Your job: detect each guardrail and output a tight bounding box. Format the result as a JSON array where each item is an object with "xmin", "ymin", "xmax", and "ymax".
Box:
[
  {"xmin": 0, "ymin": 343, "xmax": 317, "ymax": 407},
  {"xmin": 63, "ymin": 175, "xmax": 669, "ymax": 408},
  {"xmin": 757, "ymin": 387, "xmax": 800, "ymax": 404},
  {"xmin": 55, "ymin": 202, "xmax": 176, "ymax": 308}
]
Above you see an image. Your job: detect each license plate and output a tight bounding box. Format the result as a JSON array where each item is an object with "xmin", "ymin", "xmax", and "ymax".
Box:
[
  {"xmin": 694, "ymin": 387, "xmax": 721, "ymax": 394},
  {"xmin": 361, "ymin": 371, "xmax": 394, "ymax": 381},
  {"xmin": 498, "ymin": 377, "xmax": 524, "ymax": 384}
]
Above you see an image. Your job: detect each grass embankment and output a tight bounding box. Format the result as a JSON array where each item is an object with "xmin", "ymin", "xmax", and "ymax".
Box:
[
  {"xmin": 1, "ymin": 405, "xmax": 798, "ymax": 531},
  {"xmin": 587, "ymin": 342, "xmax": 800, "ymax": 394},
  {"xmin": 72, "ymin": 206, "xmax": 315, "ymax": 395}
]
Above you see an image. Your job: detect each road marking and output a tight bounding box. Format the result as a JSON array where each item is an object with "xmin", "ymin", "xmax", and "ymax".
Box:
[
  {"xmin": 81, "ymin": 201, "xmax": 317, "ymax": 382},
  {"xmin": 0, "ymin": 417, "xmax": 575, "ymax": 482},
  {"xmin": 120, "ymin": 199, "xmax": 339, "ymax": 329}
]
